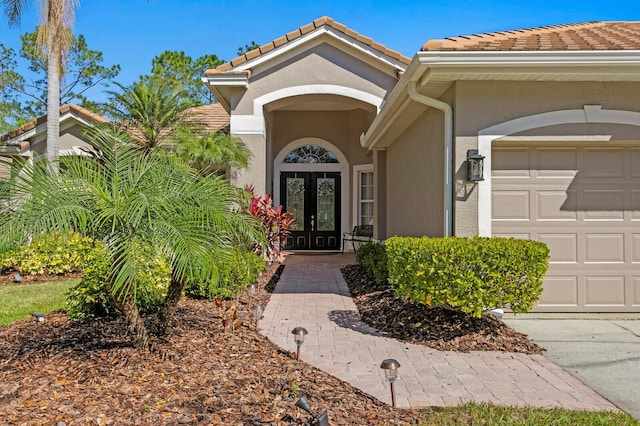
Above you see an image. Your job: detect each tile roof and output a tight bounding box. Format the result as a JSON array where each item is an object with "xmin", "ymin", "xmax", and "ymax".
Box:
[
  {"xmin": 422, "ymin": 21, "xmax": 640, "ymax": 51},
  {"xmin": 0, "ymin": 104, "xmax": 108, "ymax": 143},
  {"xmin": 184, "ymin": 103, "xmax": 230, "ymax": 132},
  {"xmin": 206, "ymin": 16, "xmax": 411, "ymax": 75}
]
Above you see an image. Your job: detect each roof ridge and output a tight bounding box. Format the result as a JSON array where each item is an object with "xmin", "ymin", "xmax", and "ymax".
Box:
[
  {"xmin": 206, "ymin": 16, "xmax": 410, "ymax": 75},
  {"xmin": 423, "ymin": 21, "xmax": 606, "ymax": 51}
]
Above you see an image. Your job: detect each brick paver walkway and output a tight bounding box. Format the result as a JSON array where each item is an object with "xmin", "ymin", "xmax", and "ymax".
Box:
[{"xmin": 259, "ymin": 255, "xmax": 620, "ymax": 411}]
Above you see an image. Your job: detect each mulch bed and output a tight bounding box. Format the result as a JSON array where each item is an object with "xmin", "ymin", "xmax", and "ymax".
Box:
[
  {"xmin": 0, "ymin": 264, "xmax": 434, "ymax": 425},
  {"xmin": 341, "ymin": 265, "xmax": 543, "ymax": 354}
]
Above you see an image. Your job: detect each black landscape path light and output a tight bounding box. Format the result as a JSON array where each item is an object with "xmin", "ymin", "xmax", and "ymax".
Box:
[
  {"xmin": 291, "ymin": 327, "xmax": 308, "ymax": 361},
  {"xmin": 30, "ymin": 312, "xmax": 45, "ymax": 322},
  {"xmin": 295, "ymin": 395, "xmax": 329, "ymax": 426},
  {"xmin": 380, "ymin": 358, "xmax": 401, "ymax": 408}
]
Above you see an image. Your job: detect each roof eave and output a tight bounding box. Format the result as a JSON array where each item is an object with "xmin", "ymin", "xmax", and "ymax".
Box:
[{"xmin": 361, "ymin": 49, "xmax": 640, "ymax": 150}]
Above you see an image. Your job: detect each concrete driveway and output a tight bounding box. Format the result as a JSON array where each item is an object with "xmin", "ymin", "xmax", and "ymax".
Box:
[{"xmin": 504, "ymin": 314, "xmax": 640, "ymax": 419}]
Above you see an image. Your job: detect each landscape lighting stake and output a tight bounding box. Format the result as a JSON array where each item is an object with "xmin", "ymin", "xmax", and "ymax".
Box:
[
  {"xmin": 252, "ymin": 303, "xmax": 263, "ymax": 330},
  {"xmin": 295, "ymin": 395, "xmax": 329, "ymax": 426},
  {"xmin": 380, "ymin": 359, "xmax": 401, "ymax": 408},
  {"xmin": 247, "ymin": 283, "xmax": 257, "ymax": 309},
  {"xmin": 13, "ymin": 273, "xmax": 22, "ymax": 283},
  {"xmin": 30, "ymin": 312, "xmax": 45, "ymax": 322},
  {"xmin": 291, "ymin": 327, "xmax": 308, "ymax": 361}
]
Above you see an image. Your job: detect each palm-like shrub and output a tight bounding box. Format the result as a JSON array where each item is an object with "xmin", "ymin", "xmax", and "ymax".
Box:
[{"xmin": 0, "ymin": 124, "xmax": 263, "ymax": 346}]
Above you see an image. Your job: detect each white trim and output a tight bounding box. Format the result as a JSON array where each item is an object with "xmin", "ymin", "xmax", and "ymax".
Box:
[
  {"xmin": 477, "ymin": 105, "xmax": 640, "ymax": 237},
  {"xmin": 352, "ymin": 164, "xmax": 374, "ymax": 227},
  {"xmin": 231, "ymin": 84, "xmax": 384, "ymax": 136},
  {"xmin": 201, "ymin": 74, "xmax": 248, "ymax": 88},
  {"xmin": 2, "ymin": 110, "xmax": 99, "ymax": 146},
  {"xmin": 274, "ymin": 138, "xmax": 350, "ymax": 248},
  {"xmin": 417, "ymin": 50, "xmax": 640, "ymax": 67}
]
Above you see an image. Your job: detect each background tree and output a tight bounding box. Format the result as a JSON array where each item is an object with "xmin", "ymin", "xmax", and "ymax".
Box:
[
  {"xmin": 104, "ymin": 79, "xmax": 195, "ymax": 150},
  {"xmin": 16, "ymin": 30, "xmax": 119, "ymax": 116},
  {"xmin": 0, "ymin": 45, "xmax": 28, "ymax": 133},
  {"xmin": 3, "ymin": 0, "xmax": 79, "ymax": 169},
  {"xmin": 237, "ymin": 41, "xmax": 260, "ymax": 55},
  {"xmin": 173, "ymin": 125, "xmax": 251, "ymax": 176},
  {"xmin": 142, "ymin": 50, "xmax": 222, "ymax": 105}
]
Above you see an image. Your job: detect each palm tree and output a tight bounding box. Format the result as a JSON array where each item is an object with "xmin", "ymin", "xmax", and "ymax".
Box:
[
  {"xmin": 0, "ymin": 124, "xmax": 263, "ymax": 346},
  {"xmin": 104, "ymin": 80, "xmax": 195, "ymax": 150},
  {"xmin": 3, "ymin": 0, "xmax": 79, "ymax": 171},
  {"xmin": 173, "ymin": 125, "xmax": 251, "ymax": 176}
]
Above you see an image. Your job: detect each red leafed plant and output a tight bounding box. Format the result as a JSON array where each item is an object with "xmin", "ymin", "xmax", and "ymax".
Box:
[{"xmin": 244, "ymin": 185, "xmax": 294, "ymax": 263}]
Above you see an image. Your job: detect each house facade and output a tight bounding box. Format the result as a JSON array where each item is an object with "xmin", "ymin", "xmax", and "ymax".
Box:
[{"xmin": 205, "ymin": 18, "xmax": 640, "ymax": 312}]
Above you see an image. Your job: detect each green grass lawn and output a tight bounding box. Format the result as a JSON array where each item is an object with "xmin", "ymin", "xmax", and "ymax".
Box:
[
  {"xmin": 424, "ymin": 402, "xmax": 638, "ymax": 425},
  {"xmin": 0, "ymin": 279, "xmax": 78, "ymax": 326}
]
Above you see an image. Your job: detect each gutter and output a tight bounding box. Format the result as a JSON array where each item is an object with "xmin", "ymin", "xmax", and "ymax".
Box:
[{"xmin": 407, "ymin": 78, "xmax": 453, "ymax": 237}]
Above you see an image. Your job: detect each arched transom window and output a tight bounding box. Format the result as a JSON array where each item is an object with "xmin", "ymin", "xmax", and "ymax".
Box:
[{"xmin": 282, "ymin": 145, "xmax": 339, "ymax": 164}]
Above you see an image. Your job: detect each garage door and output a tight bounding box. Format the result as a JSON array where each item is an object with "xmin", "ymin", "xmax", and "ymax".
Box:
[{"xmin": 492, "ymin": 142, "xmax": 640, "ymax": 312}]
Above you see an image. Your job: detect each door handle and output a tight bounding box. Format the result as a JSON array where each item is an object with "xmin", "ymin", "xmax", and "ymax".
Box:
[{"xmin": 311, "ymin": 215, "xmax": 315, "ymax": 231}]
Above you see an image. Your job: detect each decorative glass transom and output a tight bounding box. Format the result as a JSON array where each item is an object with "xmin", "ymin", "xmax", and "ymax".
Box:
[{"xmin": 283, "ymin": 145, "xmax": 339, "ymax": 164}]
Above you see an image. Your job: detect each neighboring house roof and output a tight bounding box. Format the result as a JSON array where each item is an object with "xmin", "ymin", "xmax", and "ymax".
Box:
[
  {"xmin": 184, "ymin": 103, "xmax": 230, "ymax": 133},
  {"xmin": 0, "ymin": 104, "xmax": 108, "ymax": 155},
  {"xmin": 423, "ymin": 21, "xmax": 640, "ymax": 51},
  {"xmin": 0, "ymin": 104, "xmax": 108, "ymax": 145},
  {"xmin": 206, "ymin": 16, "xmax": 411, "ymax": 76}
]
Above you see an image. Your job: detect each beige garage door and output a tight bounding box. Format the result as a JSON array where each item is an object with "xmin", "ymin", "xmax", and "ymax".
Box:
[{"xmin": 492, "ymin": 141, "xmax": 640, "ymax": 312}]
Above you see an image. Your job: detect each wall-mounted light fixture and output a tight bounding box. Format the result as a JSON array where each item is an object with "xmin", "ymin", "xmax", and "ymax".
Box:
[{"xmin": 467, "ymin": 149, "xmax": 485, "ymax": 182}]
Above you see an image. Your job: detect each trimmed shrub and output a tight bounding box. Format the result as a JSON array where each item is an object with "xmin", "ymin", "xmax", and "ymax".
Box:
[
  {"xmin": 185, "ymin": 249, "xmax": 265, "ymax": 300},
  {"xmin": 66, "ymin": 242, "xmax": 171, "ymax": 321},
  {"xmin": 356, "ymin": 242, "xmax": 388, "ymax": 285},
  {"xmin": 385, "ymin": 236, "xmax": 549, "ymax": 317},
  {"xmin": 0, "ymin": 232, "xmax": 101, "ymax": 275}
]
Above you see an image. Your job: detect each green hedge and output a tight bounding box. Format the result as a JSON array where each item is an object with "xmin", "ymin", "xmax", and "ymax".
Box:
[
  {"xmin": 355, "ymin": 242, "xmax": 388, "ymax": 285},
  {"xmin": 185, "ymin": 248, "xmax": 265, "ymax": 300},
  {"xmin": 385, "ymin": 236, "xmax": 549, "ymax": 317}
]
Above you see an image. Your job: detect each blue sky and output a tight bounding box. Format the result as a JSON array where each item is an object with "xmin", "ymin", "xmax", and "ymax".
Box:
[{"xmin": 3, "ymin": 0, "xmax": 640, "ymax": 103}]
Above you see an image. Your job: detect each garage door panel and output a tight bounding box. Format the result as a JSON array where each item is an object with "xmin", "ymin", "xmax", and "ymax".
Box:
[
  {"xmin": 538, "ymin": 190, "xmax": 577, "ymax": 220},
  {"xmin": 633, "ymin": 235, "xmax": 640, "ymax": 263},
  {"xmin": 585, "ymin": 276, "xmax": 625, "ymax": 306},
  {"xmin": 582, "ymin": 190, "xmax": 625, "ymax": 220},
  {"xmin": 583, "ymin": 148, "xmax": 625, "ymax": 178},
  {"xmin": 631, "ymin": 149, "xmax": 640, "ymax": 177},
  {"xmin": 539, "ymin": 234, "xmax": 577, "ymax": 263},
  {"xmin": 492, "ymin": 142, "xmax": 639, "ymax": 312},
  {"xmin": 632, "ymin": 191, "xmax": 640, "ymax": 220},
  {"xmin": 537, "ymin": 276, "xmax": 578, "ymax": 306},
  {"xmin": 492, "ymin": 147, "xmax": 530, "ymax": 177},
  {"xmin": 537, "ymin": 148, "xmax": 577, "ymax": 177},
  {"xmin": 584, "ymin": 234, "xmax": 625, "ymax": 263},
  {"xmin": 492, "ymin": 190, "xmax": 529, "ymax": 219}
]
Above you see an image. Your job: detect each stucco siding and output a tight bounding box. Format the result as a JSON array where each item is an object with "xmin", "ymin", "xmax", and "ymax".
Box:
[
  {"xmin": 385, "ymin": 107, "xmax": 445, "ymax": 238},
  {"xmin": 232, "ymin": 43, "xmax": 397, "ymax": 115},
  {"xmin": 234, "ymin": 134, "xmax": 267, "ymax": 193}
]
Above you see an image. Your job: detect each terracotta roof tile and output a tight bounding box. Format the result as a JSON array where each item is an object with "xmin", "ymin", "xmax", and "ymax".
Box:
[
  {"xmin": 184, "ymin": 103, "xmax": 230, "ymax": 132},
  {"xmin": 204, "ymin": 15, "xmax": 410, "ymax": 76},
  {"xmin": 422, "ymin": 21, "xmax": 640, "ymax": 51}
]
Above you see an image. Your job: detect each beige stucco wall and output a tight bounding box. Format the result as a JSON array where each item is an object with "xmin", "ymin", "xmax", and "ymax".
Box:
[
  {"xmin": 453, "ymin": 80, "xmax": 640, "ymax": 237},
  {"xmin": 232, "ymin": 133, "xmax": 267, "ymax": 192},
  {"xmin": 231, "ymin": 42, "xmax": 398, "ymax": 115},
  {"xmin": 385, "ymin": 105, "xmax": 446, "ymax": 238}
]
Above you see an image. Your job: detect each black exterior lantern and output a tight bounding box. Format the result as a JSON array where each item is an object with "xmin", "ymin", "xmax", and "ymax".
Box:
[{"xmin": 467, "ymin": 149, "xmax": 485, "ymax": 181}]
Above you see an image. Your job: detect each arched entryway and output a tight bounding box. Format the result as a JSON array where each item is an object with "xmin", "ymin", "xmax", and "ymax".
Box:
[{"xmin": 274, "ymin": 138, "xmax": 349, "ymax": 250}]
